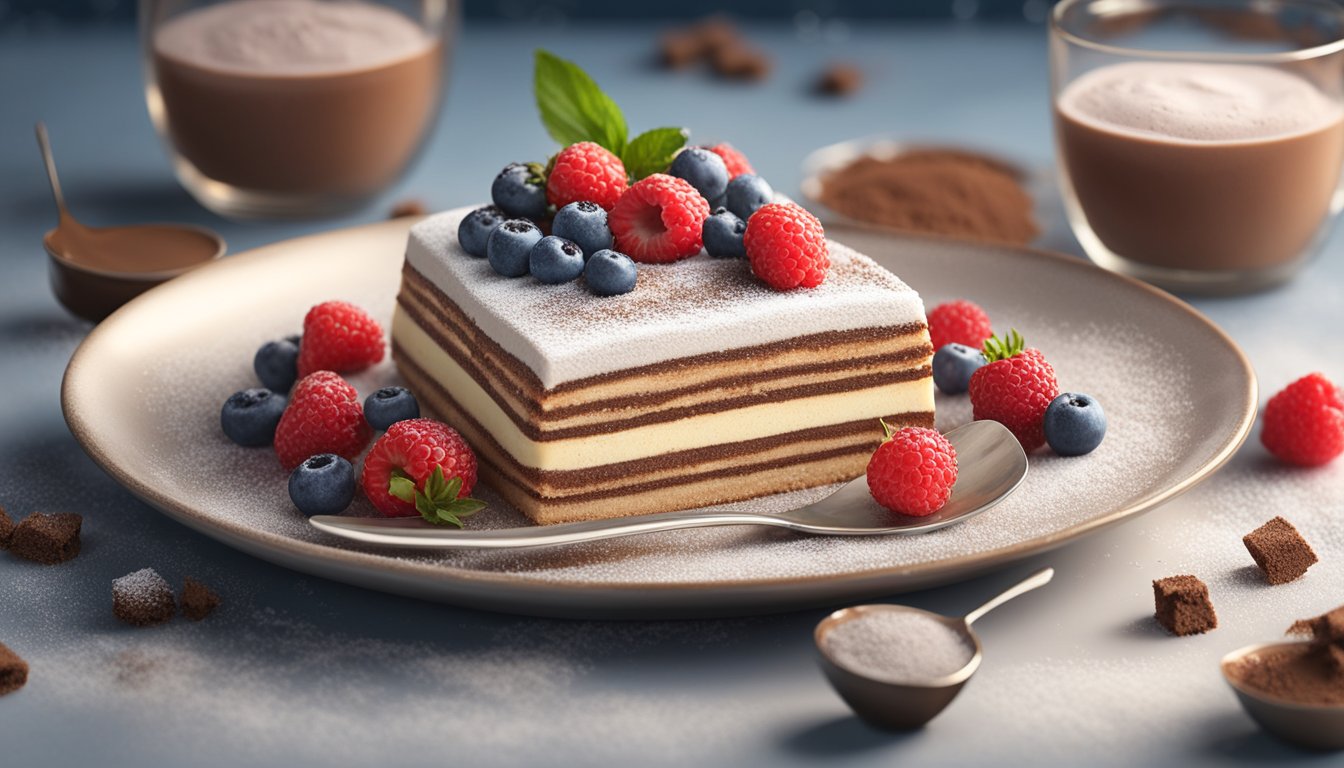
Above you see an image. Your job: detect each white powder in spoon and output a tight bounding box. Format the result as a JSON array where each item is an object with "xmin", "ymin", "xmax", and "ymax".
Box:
[{"xmin": 823, "ymin": 609, "xmax": 975, "ymax": 684}]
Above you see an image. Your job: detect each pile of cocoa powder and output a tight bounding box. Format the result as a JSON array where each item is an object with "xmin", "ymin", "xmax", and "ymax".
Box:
[
  {"xmin": 1226, "ymin": 605, "xmax": 1344, "ymax": 706},
  {"xmin": 817, "ymin": 148, "xmax": 1038, "ymax": 246}
]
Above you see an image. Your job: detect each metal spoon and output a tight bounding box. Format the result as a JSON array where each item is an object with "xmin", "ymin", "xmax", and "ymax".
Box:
[
  {"xmin": 815, "ymin": 566, "xmax": 1055, "ymax": 731},
  {"xmin": 1221, "ymin": 642, "xmax": 1344, "ymax": 750},
  {"xmin": 309, "ymin": 419, "xmax": 1027, "ymax": 550}
]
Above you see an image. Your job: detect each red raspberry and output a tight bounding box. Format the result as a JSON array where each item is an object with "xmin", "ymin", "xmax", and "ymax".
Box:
[
  {"xmin": 866, "ymin": 423, "xmax": 959, "ymax": 516},
  {"xmin": 274, "ymin": 371, "xmax": 373, "ymax": 470},
  {"xmin": 743, "ymin": 202, "xmax": 830, "ymax": 290},
  {"xmin": 296, "ymin": 301, "xmax": 385, "ymax": 378},
  {"xmin": 361, "ymin": 418, "xmax": 481, "ymax": 522},
  {"xmin": 706, "ymin": 143, "xmax": 754, "ymax": 178},
  {"xmin": 928, "ymin": 300, "xmax": 993, "ymax": 351},
  {"xmin": 546, "ymin": 142, "xmax": 629, "ymax": 211},
  {"xmin": 608, "ymin": 173, "xmax": 710, "ymax": 263},
  {"xmin": 1261, "ymin": 373, "xmax": 1344, "ymax": 467},
  {"xmin": 968, "ymin": 331, "xmax": 1060, "ymax": 451}
]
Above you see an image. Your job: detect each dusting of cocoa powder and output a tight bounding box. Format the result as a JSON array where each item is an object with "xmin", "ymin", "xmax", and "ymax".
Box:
[{"xmin": 818, "ymin": 149, "xmax": 1038, "ymax": 245}]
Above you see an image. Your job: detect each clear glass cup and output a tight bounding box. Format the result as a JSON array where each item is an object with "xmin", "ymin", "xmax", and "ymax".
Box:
[
  {"xmin": 140, "ymin": 0, "xmax": 456, "ymax": 220},
  {"xmin": 1051, "ymin": 0, "xmax": 1344, "ymax": 294}
]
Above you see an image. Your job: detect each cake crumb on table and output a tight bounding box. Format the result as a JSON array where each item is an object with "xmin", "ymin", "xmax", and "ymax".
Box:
[
  {"xmin": 9, "ymin": 512, "xmax": 82, "ymax": 564},
  {"xmin": 0, "ymin": 642, "xmax": 27, "ymax": 696},
  {"xmin": 112, "ymin": 568, "xmax": 177, "ymax": 627},
  {"xmin": 180, "ymin": 576, "xmax": 221, "ymax": 621},
  {"xmin": 816, "ymin": 63, "xmax": 864, "ymax": 96},
  {"xmin": 1153, "ymin": 574, "xmax": 1218, "ymax": 636},
  {"xmin": 1242, "ymin": 516, "xmax": 1317, "ymax": 585}
]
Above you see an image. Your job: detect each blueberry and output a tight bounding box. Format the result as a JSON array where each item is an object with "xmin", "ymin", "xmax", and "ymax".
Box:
[
  {"xmin": 552, "ymin": 201, "xmax": 613, "ymax": 257},
  {"xmin": 364, "ymin": 386, "xmax": 420, "ymax": 431},
  {"xmin": 725, "ymin": 174, "xmax": 774, "ymax": 220},
  {"xmin": 253, "ymin": 338, "xmax": 299, "ymax": 393},
  {"xmin": 490, "ymin": 163, "xmax": 548, "ymax": 220},
  {"xmin": 702, "ymin": 208, "xmax": 747, "ymax": 258},
  {"xmin": 487, "ymin": 219, "xmax": 543, "ymax": 278},
  {"xmin": 669, "ymin": 148, "xmax": 729, "ymax": 202},
  {"xmin": 584, "ymin": 249, "xmax": 638, "ymax": 296},
  {"xmin": 458, "ymin": 205, "xmax": 506, "ymax": 258},
  {"xmin": 287, "ymin": 454, "xmax": 356, "ymax": 516},
  {"xmin": 932, "ymin": 343, "xmax": 987, "ymax": 395},
  {"xmin": 220, "ymin": 388, "xmax": 287, "ymax": 447},
  {"xmin": 1044, "ymin": 392, "xmax": 1107, "ymax": 456},
  {"xmin": 530, "ymin": 236, "xmax": 586, "ymax": 284}
]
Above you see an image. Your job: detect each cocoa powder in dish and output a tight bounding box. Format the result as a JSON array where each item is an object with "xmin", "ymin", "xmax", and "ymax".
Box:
[
  {"xmin": 818, "ymin": 149, "xmax": 1038, "ymax": 245},
  {"xmin": 1227, "ymin": 605, "xmax": 1344, "ymax": 706}
]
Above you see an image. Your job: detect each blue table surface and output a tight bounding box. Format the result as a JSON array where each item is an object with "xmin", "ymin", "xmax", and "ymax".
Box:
[{"xmin": 3, "ymin": 19, "xmax": 1344, "ymax": 768}]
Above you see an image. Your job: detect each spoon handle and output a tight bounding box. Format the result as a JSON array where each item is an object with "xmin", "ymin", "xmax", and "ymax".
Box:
[
  {"xmin": 34, "ymin": 122, "xmax": 69, "ymax": 215},
  {"xmin": 963, "ymin": 567, "xmax": 1054, "ymax": 626}
]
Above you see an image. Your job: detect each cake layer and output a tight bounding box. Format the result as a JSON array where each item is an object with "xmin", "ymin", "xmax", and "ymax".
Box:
[
  {"xmin": 405, "ymin": 207, "xmax": 928, "ymax": 388},
  {"xmin": 397, "ymin": 269, "xmax": 933, "ymax": 436},
  {"xmin": 394, "ymin": 308, "xmax": 934, "ymax": 471}
]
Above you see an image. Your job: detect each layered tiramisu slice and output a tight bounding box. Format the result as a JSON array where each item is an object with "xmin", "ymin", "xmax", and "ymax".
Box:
[{"xmin": 392, "ymin": 208, "xmax": 935, "ymax": 524}]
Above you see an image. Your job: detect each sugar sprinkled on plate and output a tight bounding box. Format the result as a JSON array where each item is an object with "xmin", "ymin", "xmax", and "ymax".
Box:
[{"xmin": 824, "ymin": 609, "xmax": 975, "ymax": 684}]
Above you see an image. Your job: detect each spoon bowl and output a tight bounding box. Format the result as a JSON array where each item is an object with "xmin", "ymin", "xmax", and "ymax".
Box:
[
  {"xmin": 309, "ymin": 419, "xmax": 1028, "ymax": 550},
  {"xmin": 1221, "ymin": 642, "xmax": 1344, "ymax": 751},
  {"xmin": 814, "ymin": 567, "xmax": 1054, "ymax": 731}
]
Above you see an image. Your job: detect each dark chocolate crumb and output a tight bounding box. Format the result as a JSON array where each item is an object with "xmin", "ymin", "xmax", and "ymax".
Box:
[
  {"xmin": 816, "ymin": 63, "xmax": 864, "ymax": 96},
  {"xmin": 710, "ymin": 44, "xmax": 772, "ymax": 81},
  {"xmin": 0, "ymin": 504, "xmax": 13, "ymax": 549},
  {"xmin": 0, "ymin": 642, "xmax": 27, "ymax": 696},
  {"xmin": 1153, "ymin": 574, "xmax": 1218, "ymax": 636},
  {"xmin": 1243, "ymin": 516, "xmax": 1317, "ymax": 585},
  {"xmin": 9, "ymin": 512, "xmax": 82, "ymax": 565},
  {"xmin": 180, "ymin": 576, "xmax": 221, "ymax": 621},
  {"xmin": 112, "ymin": 568, "xmax": 176, "ymax": 627},
  {"xmin": 390, "ymin": 199, "xmax": 428, "ymax": 219}
]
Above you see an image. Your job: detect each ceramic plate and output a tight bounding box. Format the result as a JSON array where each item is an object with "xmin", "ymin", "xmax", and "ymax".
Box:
[{"xmin": 62, "ymin": 216, "xmax": 1256, "ymax": 619}]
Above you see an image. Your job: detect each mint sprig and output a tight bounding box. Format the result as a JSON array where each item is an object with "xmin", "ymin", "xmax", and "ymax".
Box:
[
  {"xmin": 534, "ymin": 50, "xmax": 688, "ymax": 179},
  {"xmin": 388, "ymin": 467, "xmax": 485, "ymax": 528}
]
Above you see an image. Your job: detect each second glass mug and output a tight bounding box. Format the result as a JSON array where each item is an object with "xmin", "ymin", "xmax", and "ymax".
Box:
[
  {"xmin": 1050, "ymin": 0, "xmax": 1344, "ymax": 294},
  {"xmin": 141, "ymin": 0, "xmax": 456, "ymax": 219}
]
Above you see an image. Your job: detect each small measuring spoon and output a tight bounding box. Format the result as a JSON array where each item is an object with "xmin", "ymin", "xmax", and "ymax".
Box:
[
  {"xmin": 37, "ymin": 122, "xmax": 225, "ymax": 322},
  {"xmin": 1221, "ymin": 642, "xmax": 1344, "ymax": 751},
  {"xmin": 815, "ymin": 566, "xmax": 1055, "ymax": 731}
]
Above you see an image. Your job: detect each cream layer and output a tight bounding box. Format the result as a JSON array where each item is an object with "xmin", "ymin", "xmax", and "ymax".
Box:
[{"xmin": 393, "ymin": 306, "xmax": 936, "ymax": 472}]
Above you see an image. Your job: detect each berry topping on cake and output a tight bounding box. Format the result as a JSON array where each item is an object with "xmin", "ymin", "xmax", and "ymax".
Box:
[
  {"xmin": 968, "ymin": 330, "xmax": 1060, "ymax": 451},
  {"xmin": 705, "ymin": 142, "xmax": 754, "ymax": 178},
  {"xmin": 1261, "ymin": 372, "xmax": 1344, "ymax": 466},
  {"xmin": 492, "ymin": 162, "xmax": 548, "ymax": 220},
  {"xmin": 530, "ymin": 235, "xmax": 587, "ymax": 284},
  {"xmin": 288, "ymin": 454, "xmax": 356, "ymax": 516},
  {"xmin": 702, "ymin": 208, "xmax": 746, "ymax": 258},
  {"xmin": 584, "ymin": 248, "xmax": 639, "ymax": 296},
  {"xmin": 608, "ymin": 173, "xmax": 710, "ymax": 263},
  {"xmin": 552, "ymin": 201, "xmax": 614, "ymax": 256},
  {"xmin": 253, "ymin": 336, "xmax": 300, "ymax": 393},
  {"xmin": 274, "ymin": 371, "xmax": 373, "ymax": 470},
  {"xmin": 296, "ymin": 301, "xmax": 385, "ymax": 378},
  {"xmin": 364, "ymin": 386, "xmax": 420, "ymax": 431},
  {"xmin": 547, "ymin": 141, "xmax": 629, "ymax": 211},
  {"xmin": 724, "ymin": 173, "xmax": 773, "ymax": 220},
  {"xmin": 931, "ymin": 343, "xmax": 987, "ymax": 395},
  {"xmin": 220, "ymin": 388, "xmax": 287, "ymax": 447},
  {"xmin": 360, "ymin": 418, "xmax": 483, "ymax": 525},
  {"xmin": 866, "ymin": 422, "xmax": 958, "ymax": 517},
  {"xmin": 1044, "ymin": 392, "xmax": 1107, "ymax": 456},
  {"xmin": 458, "ymin": 205, "xmax": 507, "ymax": 258},
  {"xmin": 927, "ymin": 300, "xmax": 994, "ymax": 352},
  {"xmin": 487, "ymin": 219, "xmax": 544, "ymax": 278},
  {"xmin": 669, "ymin": 147, "xmax": 730, "ymax": 202},
  {"xmin": 743, "ymin": 202, "xmax": 830, "ymax": 290}
]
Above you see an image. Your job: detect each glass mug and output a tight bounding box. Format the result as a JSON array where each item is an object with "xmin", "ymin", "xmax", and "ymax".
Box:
[
  {"xmin": 141, "ymin": 0, "xmax": 456, "ymax": 219},
  {"xmin": 1051, "ymin": 0, "xmax": 1344, "ymax": 294}
]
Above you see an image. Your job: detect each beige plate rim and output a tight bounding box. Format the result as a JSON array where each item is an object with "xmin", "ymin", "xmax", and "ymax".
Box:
[{"xmin": 60, "ymin": 218, "xmax": 1258, "ymax": 618}]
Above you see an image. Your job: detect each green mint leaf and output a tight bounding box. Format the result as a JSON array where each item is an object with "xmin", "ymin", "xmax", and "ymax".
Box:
[
  {"xmin": 534, "ymin": 49, "xmax": 627, "ymax": 154},
  {"xmin": 388, "ymin": 472, "xmax": 417, "ymax": 504},
  {"xmin": 621, "ymin": 127, "xmax": 688, "ymax": 180}
]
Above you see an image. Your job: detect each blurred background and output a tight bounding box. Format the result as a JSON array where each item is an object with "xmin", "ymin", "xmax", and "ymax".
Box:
[{"xmin": 2, "ymin": 0, "xmax": 1055, "ymax": 28}]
